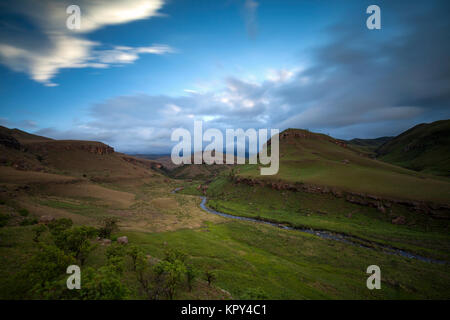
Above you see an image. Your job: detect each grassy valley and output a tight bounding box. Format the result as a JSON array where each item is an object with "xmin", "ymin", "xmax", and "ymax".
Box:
[{"xmin": 0, "ymin": 124, "xmax": 449, "ymax": 300}]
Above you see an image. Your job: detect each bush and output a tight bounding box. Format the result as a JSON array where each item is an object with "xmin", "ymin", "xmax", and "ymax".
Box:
[
  {"xmin": 53, "ymin": 225, "xmax": 98, "ymax": 265},
  {"xmin": 20, "ymin": 217, "xmax": 38, "ymax": 226},
  {"xmin": 186, "ymin": 264, "xmax": 199, "ymax": 292},
  {"xmin": 127, "ymin": 245, "xmax": 141, "ymax": 271},
  {"xmin": 154, "ymin": 259, "xmax": 187, "ymax": 300},
  {"xmin": 105, "ymin": 244, "xmax": 127, "ymax": 274},
  {"xmin": 48, "ymin": 218, "xmax": 73, "ymax": 236},
  {"xmin": 98, "ymin": 217, "xmax": 119, "ymax": 239},
  {"xmin": 11, "ymin": 244, "xmax": 76, "ymax": 299},
  {"xmin": 32, "ymin": 224, "xmax": 47, "ymax": 242},
  {"xmin": 205, "ymin": 269, "xmax": 217, "ymax": 287},
  {"xmin": 164, "ymin": 248, "xmax": 187, "ymax": 264},
  {"xmin": 0, "ymin": 213, "xmax": 10, "ymax": 227},
  {"xmin": 80, "ymin": 266, "xmax": 129, "ymax": 300},
  {"xmin": 18, "ymin": 209, "xmax": 29, "ymax": 217}
]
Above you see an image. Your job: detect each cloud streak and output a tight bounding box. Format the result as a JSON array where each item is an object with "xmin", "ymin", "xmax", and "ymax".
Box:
[{"xmin": 0, "ymin": 0, "xmax": 171, "ymax": 86}]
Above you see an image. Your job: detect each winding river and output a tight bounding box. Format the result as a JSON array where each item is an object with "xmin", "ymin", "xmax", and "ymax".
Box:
[{"xmin": 173, "ymin": 188, "xmax": 445, "ymax": 264}]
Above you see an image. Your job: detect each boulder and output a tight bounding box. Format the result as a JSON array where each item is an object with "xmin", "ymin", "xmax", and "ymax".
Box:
[
  {"xmin": 392, "ymin": 216, "xmax": 406, "ymax": 225},
  {"xmin": 117, "ymin": 236, "xmax": 128, "ymax": 244},
  {"xmin": 377, "ymin": 204, "xmax": 386, "ymax": 214},
  {"xmin": 39, "ymin": 215, "xmax": 55, "ymax": 224},
  {"xmin": 101, "ymin": 239, "xmax": 112, "ymax": 246}
]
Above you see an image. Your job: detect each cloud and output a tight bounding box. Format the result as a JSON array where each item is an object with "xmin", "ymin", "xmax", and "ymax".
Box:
[
  {"xmin": 0, "ymin": 0, "xmax": 171, "ymax": 86},
  {"xmin": 32, "ymin": 0, "xmax": 450, "ymax": 152},
  {"xmin": 274, "ymin": 0, "xmax": 450, "ymax": 134},
  {"xmin": 243, "ymin": 0, "xmax": 259, "ymax": 38}
]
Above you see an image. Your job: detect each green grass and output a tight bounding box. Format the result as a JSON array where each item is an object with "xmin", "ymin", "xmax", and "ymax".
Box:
[
  {"xmin": 37, "ymin": 198, "xmax": 108, "ymax": 218},
  {"xmin": 377, "ymin": 120, "xmax": 450, "ymax": 177},
  {"xmin": 122, "ymin": 221, "xmax": 450, "ymax": 299},
  {"xmin": 1, "ymin": 185, "xmax": 449, "ymax": 299},
  {"xmin": 203, "ymin": 176, "xmax": 450, "ymax": 261},
  {"xmin": 236, "ymin": 129, "xmax": 450, "ymax": 204}
]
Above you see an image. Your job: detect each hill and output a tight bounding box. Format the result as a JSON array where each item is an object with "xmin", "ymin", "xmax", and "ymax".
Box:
[
  {"xmin": 0, "ymin": 126, "xmax": 164, "ymax": 181},
  {"xmin": 346, "ymin": 136, "xmax": 393, "ymax": 157},
  {"xmin": 376, "ymin": 120, "xmax": 450, "ymax": 177},
  {"xmin": 233, "ymin": 128, "xmax": 450, "ymax": 205}
]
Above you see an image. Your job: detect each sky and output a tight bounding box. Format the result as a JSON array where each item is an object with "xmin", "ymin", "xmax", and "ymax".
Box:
[{"xmin": 0, "ymin": 0, "xmax": 449, "ymax": 153}]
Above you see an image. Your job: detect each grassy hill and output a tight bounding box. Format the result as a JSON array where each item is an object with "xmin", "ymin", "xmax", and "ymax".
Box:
[
  {"xmin": 236, "ymin": 128, "xmax": 450, "ymax": 204},
  {"xmin": 376, "ymin": 120, "xmax": 450, "ymax": 177},
  {"xmin": 0, "ymin": 125, "xmax": 164, "ymax": 181},
  {"xmin": 347, "ymin": 136, "xmax": 393, "ymax": 157}
]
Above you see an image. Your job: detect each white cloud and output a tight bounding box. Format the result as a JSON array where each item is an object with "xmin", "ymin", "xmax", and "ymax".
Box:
[
  {"xmin": 266, "ymin": 68, "xmax": 295, "ymax": 83},
  {"xmin": 0, "ymin": 0, "xmax": 172, "ymax": 86}
]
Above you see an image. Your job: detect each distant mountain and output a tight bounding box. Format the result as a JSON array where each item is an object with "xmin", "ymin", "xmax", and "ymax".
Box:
[
  {"xmin": 376, "ymin": 120, "xmax": 450, "ymax": 177},
  {"xmin": 348, "ymin": 137, "xmax": 393, "ymax": 148},
  {"xmin": 346, "ymin": 137, "xmax": 393, "ymax": 157}
]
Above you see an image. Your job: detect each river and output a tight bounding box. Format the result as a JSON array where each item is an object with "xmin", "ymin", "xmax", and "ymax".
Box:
[{"xmin": 173, "ymin": 188, "xmax": 445, "ymax": 264}]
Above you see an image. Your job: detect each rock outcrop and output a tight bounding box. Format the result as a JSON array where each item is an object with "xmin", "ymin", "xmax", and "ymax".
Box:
[
  {"xmin": 117, "ymin": 236, "xmax": 128, "ymax": 244},
  {"xmin": 231, "ymin": 176, "xmax": 450, "ymax": 218}
]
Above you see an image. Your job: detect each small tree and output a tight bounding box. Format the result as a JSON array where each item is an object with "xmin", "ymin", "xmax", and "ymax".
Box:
[
  {"xmin": 32, "ymin": 224, "xmax": 47, "ymax": 242},
  {"xmin": 106, "ymin": 243, "xmax": 127, "ymax": 274},
  {"xmin": 154, "ymin": 259, "xmax": 187, "ymax": 300},
  {"xmin": 53, "ymin": 225, "xmax": 98, "ymax": 265},
  {"xmin": 80, "ymin": 266, "xmax": 129, "ymax": 300},
  {"xmin": 205, "ymin": 269, "xmax": 217, "ymax": 287},
  {"xmin": 135, "ymin": 251, "xmax": 158, "ymax": 299},
  {"xmin": 186, "ymin": 264, "xmax": 199, "ymax": 292},
  {"xmin": 127, "ymin": 245, "xmax": 140, "ymax": 271},
  {"xmin": 48, "ymin": 218, "xmax": 73, "ymax": 232},
  {"xmin": 12, "ymin": 244, "xmax": 76, "ymax": 299},
  {"xmin": 98, "ymin": 217, "xmax": 119, "ymax": 239}
]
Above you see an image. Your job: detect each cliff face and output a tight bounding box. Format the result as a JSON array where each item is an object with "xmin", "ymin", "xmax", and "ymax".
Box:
[
  {"xmin": 0, "ymin": 133, "xmax": 21, "ymax": 150},
  {"xmin": 24, "ymin": 141, "xmax": 115, "ymax": 155},
  {"xmin": 231, "ymin": 176, "xmax": 450, "ymax": 219}
]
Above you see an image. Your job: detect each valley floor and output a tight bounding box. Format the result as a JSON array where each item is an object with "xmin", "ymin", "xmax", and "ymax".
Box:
[{"xmin": 1, "ymin": 169, "xmax": 449, "ymax": 299}]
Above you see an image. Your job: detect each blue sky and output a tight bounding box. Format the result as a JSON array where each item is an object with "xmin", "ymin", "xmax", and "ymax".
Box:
[{"xmin": 0, "ymin": 0, "xmax": 449, "ymax": 152}]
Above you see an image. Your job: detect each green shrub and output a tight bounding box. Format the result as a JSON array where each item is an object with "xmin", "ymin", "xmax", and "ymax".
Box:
[
  {"xmin": 48, "ymin": 218, "xmax": 73, "ymax": 236},
  {"xmin": 80, "ymin": 266, "xmax": 129, "ymax": 300},
  {"xmin": 0, "ymin": 213, "xmax": 10, "ymax": 227},
  {"xmin": 11, "ymin": 244, "xmax": 76, "ymax": 299},
  {"xmin": 53, "ymin": 225, "xmax": 98, "ymax": 265},
  {"xmin": 105, "ymin": 244, "xmax": 127, "ymax": 274},
  {"xmin": 154, "ymin": 258, "xmax": 187, "ymax": 300},
  {"xmin": 20, "ymin": 217, "xmax": 38, "ymax": 226},
  {"xmin": 18, "ymin": 209, "xmax": 29, "ymax": 216},
  {"xmin": 186, "ymin": 264, "xmax": 199, "ymax": 292},
  {"xmin": 32, "ymin": 224, "xmax": 47, "ymax": 242},
  {"xmin": 98, "ymin": 217, "xmax": 119, "ymax": 239},
  {"xmin": 204, "ymin": 269, "xmax": 217, "ymax": 287}
]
